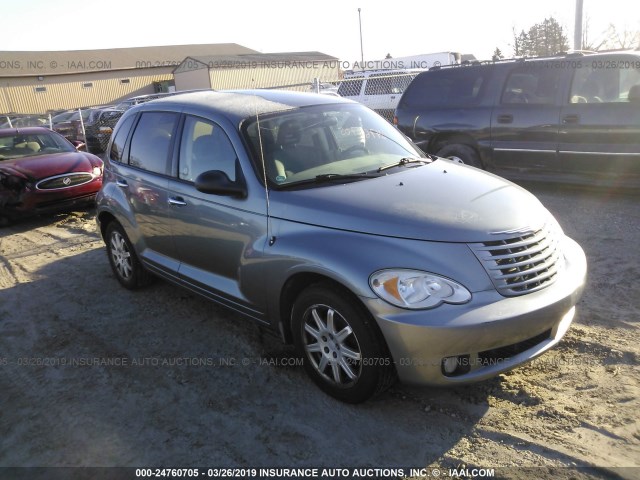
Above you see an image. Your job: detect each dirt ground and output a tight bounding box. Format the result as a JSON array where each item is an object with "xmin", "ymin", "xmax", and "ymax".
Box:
[{"xmin": 0, "ymin": 182, "xmax": 638, "ymax": 480}]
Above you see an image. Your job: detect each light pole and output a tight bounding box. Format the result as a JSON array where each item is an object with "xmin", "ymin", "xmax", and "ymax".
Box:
[
  {"xmin": 574, "ymin": 0, "xmax": 583, "ymax": 51},
  {"xmin": 358, "ymin": 8, "xmax": 364, "ymax": 65}
]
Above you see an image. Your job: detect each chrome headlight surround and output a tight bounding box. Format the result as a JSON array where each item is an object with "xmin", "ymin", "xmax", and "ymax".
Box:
[{"xmin": 369, "ymin": 269, "xmax": 471, "ymax": 310}]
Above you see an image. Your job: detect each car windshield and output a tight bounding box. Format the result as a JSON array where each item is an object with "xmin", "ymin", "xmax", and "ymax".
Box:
[
  {"xmin": 242, "ymin": 103, "xmax": 425, "ymax": 187},
  {"xmin": 0, "ymin": 131, "xmax": 76, "ymax": 161}
]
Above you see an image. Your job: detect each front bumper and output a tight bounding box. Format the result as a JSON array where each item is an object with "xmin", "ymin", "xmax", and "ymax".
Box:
[{"xmin": 363, "ymin": 236, "xmax": 587, "ymax": 385}]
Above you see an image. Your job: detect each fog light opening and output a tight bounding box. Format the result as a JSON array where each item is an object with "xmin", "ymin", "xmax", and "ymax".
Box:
[{"xmin": 441, "ymin": 354, "xmax": 471, "ymax": 377}]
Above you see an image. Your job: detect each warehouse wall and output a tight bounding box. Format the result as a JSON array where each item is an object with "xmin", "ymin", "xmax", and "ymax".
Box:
[{"xmin": 0, "ymin": 67, "xmax": 174, "ymax": 113}]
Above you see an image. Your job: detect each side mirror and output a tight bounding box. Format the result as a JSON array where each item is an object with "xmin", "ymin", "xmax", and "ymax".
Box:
[{"xmin": 195, "ymin": 170, "xmax": 247, "ymax": 198}]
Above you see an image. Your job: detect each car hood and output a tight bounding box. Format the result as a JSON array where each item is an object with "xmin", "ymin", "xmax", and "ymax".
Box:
[
  {"xmin": 0, "ymin": 152, "xmax": 100, "ymax": 181},
  {"xmin": 269, "ymin": 160, "xmax": 550, "ymax": 243}
]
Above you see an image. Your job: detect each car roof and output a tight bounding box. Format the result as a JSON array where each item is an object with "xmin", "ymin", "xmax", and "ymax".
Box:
[
  {"xmin": 135, "ymin": 89, "xmax": 356, "ymax": 123},
  {"xmin": 0, "ymin": 127, "xmax": 55, "ymax": 137},
  {"xmin": 426, "ymin": 49, "xmax": 640, "ymax": 72}
]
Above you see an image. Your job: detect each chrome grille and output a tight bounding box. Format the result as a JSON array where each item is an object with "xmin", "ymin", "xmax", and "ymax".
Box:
[
  {"xmin": 469, "ymin": 224, "xmax": 563, "ymax": 296},
  {"xmin": 36, "ymin": 172, "xmax": 94, "ymax": 190}
]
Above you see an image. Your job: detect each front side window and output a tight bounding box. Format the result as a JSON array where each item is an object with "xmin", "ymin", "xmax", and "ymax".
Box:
[
  {"xmin": 501, "ymin": 65, "xmax": 562, "ymax": 105},
  {"xmin": 242, "ymin": 104, "xmax": 425, "ymax": 187},
  {"xmin": 178, "ymin": 116, "xmax": 237, "ymax": 182},
  {"xmin": 128, "ymin": 112, "xmax": 179, "ymax": 174}
]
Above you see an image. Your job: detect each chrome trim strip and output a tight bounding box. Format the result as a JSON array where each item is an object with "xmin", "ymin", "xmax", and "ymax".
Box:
[
  {"xmin": 35, "ymin": 172, "xmax": 96, "ymax": 191},
  {"xmin": 493, "ymin": 148, "xmax": 556, "ymax": 153},
  {"xmin": 558, "ymin": 151, "xmax": 640, "ymax": 156}
]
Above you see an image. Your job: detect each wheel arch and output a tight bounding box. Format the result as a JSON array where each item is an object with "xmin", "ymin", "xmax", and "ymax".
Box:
[
  {"xmin": 278, "ymin": 273, "xmax": 383, "ymax": 347},
  {"xmin": 97, "ymin": 210, "xmax": 117, "ymax": 241},
  {"xmin": 428, "ymin": 132, "xmax": 480, "ymax": 156}
]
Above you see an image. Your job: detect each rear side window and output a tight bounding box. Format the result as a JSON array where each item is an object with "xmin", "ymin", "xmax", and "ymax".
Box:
[
  {"xmin": 501, "ymin": 65, "xmax": 562, "ymax": 105},
  {"xmin": 128, "ymin": 112, "xmax": 179, "ymax": 175},
  {"xmin": 400, "ymin": 67, "xmax": 490, "ymax": 108},
  {"xmin": 109, "ymin": 115, "xmax": 135, "ymax": 162},
  {"xmin": 570, "ymin": 59, "xmax": 640, "ymax": 103},
  {"xmin": 337, "ymin": 77, "xmax": 364, "ymax": 97},
  {"xmin": 364, "ymin": 73, "xmax": 416, "ymax": 96}
]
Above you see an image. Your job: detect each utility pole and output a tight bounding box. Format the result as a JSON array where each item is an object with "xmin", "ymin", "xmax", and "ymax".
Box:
[
  {"xmin": 574, "ymin": 0, "xmax": 584, "ymax": 51},
  {"xmin": 358, "ymin": 8, "xmax": 364, "ymax": 65}
]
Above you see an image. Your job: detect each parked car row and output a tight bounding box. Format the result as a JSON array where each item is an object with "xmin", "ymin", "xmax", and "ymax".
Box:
[
  {"xmin": 0, "ymin": 93, "xmax": 181, "ymax": 223},
  {"xmin": 52, "ymin": 107, "xmax": 125, "ymax": 154}
]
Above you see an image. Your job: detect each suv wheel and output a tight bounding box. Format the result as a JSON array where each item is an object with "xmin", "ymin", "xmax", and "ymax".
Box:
[
  {"xmin": 106, "ymin": 222, "xmax": 153, "ymax": 289},
  {"xmin": 436, "ymin": 144, "xmax": 482, "ymax": 168},
  {"xmin": 292, "ymin": 283, "xmax": 396, "ymax": 403}
]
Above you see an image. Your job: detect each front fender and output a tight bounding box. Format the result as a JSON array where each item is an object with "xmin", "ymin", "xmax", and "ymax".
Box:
[{"xmin": 263, "ymin": 219, "xmax": 493, "ymax": 328}]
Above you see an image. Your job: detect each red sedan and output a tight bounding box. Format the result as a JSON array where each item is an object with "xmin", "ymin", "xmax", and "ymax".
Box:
[{"xmin": 0, "ymin": 127, "xmax": 103, "ymax": 224}]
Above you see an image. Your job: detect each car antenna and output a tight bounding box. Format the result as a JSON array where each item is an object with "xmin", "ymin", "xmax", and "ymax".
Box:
[{"xmin": 252, "ymin": 92, "xmax": 275, "ymax": 246}]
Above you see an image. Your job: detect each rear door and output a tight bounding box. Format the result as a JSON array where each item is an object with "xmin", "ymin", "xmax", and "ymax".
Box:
[
  {"xmin": 112, "ymin": 110, "xmax": 181, "ymax": 275},
  {"xmin": 558, "ymin": 55, "xmax": 640, "ymax": 183},
  {"xmin": 490, "ymin": 61, "xmax": 566, "ymax": 173}
]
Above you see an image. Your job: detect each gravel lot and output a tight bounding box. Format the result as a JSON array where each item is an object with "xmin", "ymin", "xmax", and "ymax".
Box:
[{"xmin": 0, "ymin": 181, "xmax": 638, "ymax": 479}]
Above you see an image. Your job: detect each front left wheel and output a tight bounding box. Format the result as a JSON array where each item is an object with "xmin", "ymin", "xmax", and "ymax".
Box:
[{"xmin": 291, "ymin": 283, "xmax": 396, "ymax": 403}]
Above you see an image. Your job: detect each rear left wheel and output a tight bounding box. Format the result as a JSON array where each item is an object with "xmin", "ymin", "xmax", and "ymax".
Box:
[{"xmin": 106, "ymin": 222, "xmax": 153, "ymax": 289}]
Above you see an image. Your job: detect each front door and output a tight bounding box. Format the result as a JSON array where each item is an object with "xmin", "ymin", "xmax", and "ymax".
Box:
[
  {"xmin": 167, "ymin": 115, "xmax": 268, "ymax": 321},
  {"xmin": 491, "ymin": 63, "xmax": 565, "ymax": 173}
]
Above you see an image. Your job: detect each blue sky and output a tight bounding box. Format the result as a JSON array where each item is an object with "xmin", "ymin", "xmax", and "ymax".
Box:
[{"xmin": 1, "ymin": 0, "xmax": 637, "ymax": 61}]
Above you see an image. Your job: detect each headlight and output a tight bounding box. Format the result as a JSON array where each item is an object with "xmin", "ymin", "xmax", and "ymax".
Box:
[
  {"xmin": 92, "ymin": 166, "xmax": 103, "ymax": 176},
  {"xmin": 369, "ymin": 269, "xmax": 471, "ymax": 310}
]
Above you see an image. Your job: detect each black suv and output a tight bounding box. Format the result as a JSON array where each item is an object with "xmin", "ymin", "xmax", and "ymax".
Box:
[{"xmin": 394, "ymin": 51, "xmax": 640, "ymax": 187}]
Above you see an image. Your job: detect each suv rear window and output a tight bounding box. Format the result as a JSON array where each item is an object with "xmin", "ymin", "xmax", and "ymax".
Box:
[
  {"xmin": 337, "ymin": 77, "xmax": 363, "ymax": 97},
  {"xmin": 128, "ymin": 112, "xmax": 179, "ymax": 175},
  {"xmin": 399, "ymin": 66, "xmax": 490, "ymax": 108},
  {"xmin": 364, "ymin": 73, "xmax": 416, "ymax": 96}
]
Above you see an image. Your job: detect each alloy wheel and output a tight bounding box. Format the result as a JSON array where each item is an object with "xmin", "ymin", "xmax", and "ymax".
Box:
[{"xmin": 301, "ymin": 304, "xmax": 363, "ymax": 386}]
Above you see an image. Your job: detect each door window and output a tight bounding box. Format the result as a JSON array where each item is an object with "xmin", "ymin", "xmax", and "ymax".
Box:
[
  {"xmin": 400, "ymin": 67, "xmax": 489, "ymax": 108},
  {"xmin": 109, "ymin": 114, "xmax": 135, "ymax": 163},
  {"xmin": 570, "ymin": 62, "xmax": 640, "ymax": 104},
  {"xmin": 501, "ymin": 65, "xmax": 562, "ymax": 105},
  {"xmin": 128, "ymin": 112, "xmax": 179, "ymax": 174},
  {"xmin": 337, "ymin": 77, "xmax": 363, "ymax": 97},
  {"xmin": 178, "ymin": 116, "xmax": 237, "ymax": 182}
]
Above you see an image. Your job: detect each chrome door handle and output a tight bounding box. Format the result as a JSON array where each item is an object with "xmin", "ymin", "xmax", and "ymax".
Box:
[
  {"xmin": 116, "ymin": 179, "xmax": 128, "ymax": 188},
  {"xmin": 168, "ymin": 197, "xmax": 187, "ymax": 207}
]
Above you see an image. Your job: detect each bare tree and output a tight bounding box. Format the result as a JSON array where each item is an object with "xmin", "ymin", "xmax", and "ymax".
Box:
[
  {"xmin": 600, "ymin": 24, "xmax": 640, "ymax": 50},
  {"xmin": 582, "ymin": 17, "xmax": 640, "ymax": 51}
]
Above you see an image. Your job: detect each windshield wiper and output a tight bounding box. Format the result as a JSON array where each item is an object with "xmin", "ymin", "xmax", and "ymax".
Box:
[
  {"xmin": 315, "ymin": 173, "xmax": 374, "ymax": 182},
  {"xmin": 377, "ymin": 157, "xmax": 431, "ymax": 172},
  {"xmin": 277, "ymin": 172, "xmax": 376, "ymax": 189}
]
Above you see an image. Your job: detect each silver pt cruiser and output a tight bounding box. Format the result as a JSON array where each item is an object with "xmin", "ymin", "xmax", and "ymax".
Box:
[{"xmin": 96, "ymin": 90, "xmax": 587, "ymax": 403}]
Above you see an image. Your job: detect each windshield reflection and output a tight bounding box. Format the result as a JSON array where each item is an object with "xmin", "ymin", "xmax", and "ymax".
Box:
[{"xmin": 242, "ymin": 104, "xmax": 424, "ymax": 186}]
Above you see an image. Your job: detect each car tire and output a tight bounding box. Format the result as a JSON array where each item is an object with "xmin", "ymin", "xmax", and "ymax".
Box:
[
  {"xmin": 436, "ymin": 144, "xmax": 482, "ymax": 168},
  {"xmin": 106, "ymin": 222, "xmax": 153, "ymax": 289},
  {"xmin": 291, "ymin": 283, "xmax": 397, "ymax": 403}
]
